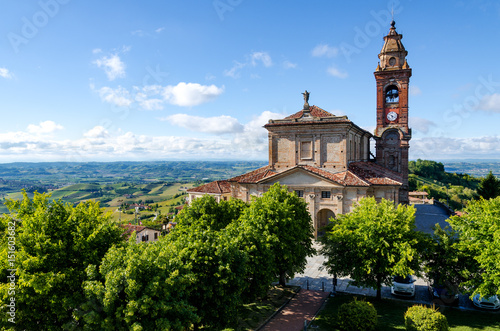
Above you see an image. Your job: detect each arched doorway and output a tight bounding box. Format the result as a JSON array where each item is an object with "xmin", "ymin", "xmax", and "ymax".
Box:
[{"xmin": 316, "ymin": 209, "xmax": 335, "ymax": 237}]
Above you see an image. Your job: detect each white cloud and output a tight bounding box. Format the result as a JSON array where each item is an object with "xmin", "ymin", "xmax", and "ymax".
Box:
[
  {"xmin": 251, "ymin": 52, "xmax": 273, "ymax": 67},
  {"xmin": 312, "ymin": 44, "xmax": 339, "ymax": 58},
  {"xmin": 326, "ymin": 66, "xmax": 348, "ymax": 79},
  {"xmin": 0, "ymin": 68, "xmax": 12, "ymax": 79},
  {"xmin": 84, "ymin": 126, "xmax": 109, "ymax": 138},
  {"xmin": 97, "ymin": 86, "xmax": 133, "ymax": 107},
  {"xmin": 136, "ymin": 95, "xmax": 164, "ymax": 110},
  {"xmin": 162, "ymin": 82, "xmax": 224, "ymax": 107},
  {"xmin": 93, "ymin": 82, "xmax": 224, "ymax": 109},
  {"xmin": 478, "ymin": 93, "xmax": 500, "ymax": 112},
  {"xmin": 411, "ymin": 135, "xmax": 500, "ymax": 160},
  {"xmin": 0, "ymin": 127, "xmax": 247, "ymax": 162},
  {"xmin": 92, "ymin": 48, "xmax": 102, "ymax": 54},
  {"xmin": 410, "ymin": 85, "xmax": 422, "ymax": 96},
  {"xmin": 224, "ymin": 51, "xmax": 273, "ymax": 78},
  {"xmin": 232, "ymin": 110, "xmax": 287, "ymax": 154},
  {"xmin": 410, "ymin": 117, "xmax": 436, "ymax": 134},
  {"xmin": 164, "ymin": 114, "xmax": 244, "ymax": 135},
  {"xmin": 93, "ymin": 54, "xmax": 126, "ymax": 81},
  {"xmin": 131, "ymin": 30, "xmax": 146, "ymax": 37},
  {"xmin": 224, "ymin": 61, "xmax": 246, "ymax": 78},
  {"xmin": 155, "ymin": 27, "xmax": 165, "ymax": 33},
  {"xmin": 5, "ymin": 118, "xmax": 500, "ymax": 162},
  {"xmin": 283, "ymin": 60, "xmax": 297, "ymax": 69},
  {"xmin": 27, "ymin": 121, "xmax": 63, "ymax": 134}
]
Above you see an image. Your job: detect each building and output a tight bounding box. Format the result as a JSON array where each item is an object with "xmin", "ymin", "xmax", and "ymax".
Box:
[
  {"xmin": 188, "ymin": 21, "xmax": 412, "ymax": 237},
  {"xmin": 121, "ymin": 224, "xmax": 162, "ymax": 243},
  {"xmin": 409, "ymin": 191, "xmax": 430, "ymax": 204}
]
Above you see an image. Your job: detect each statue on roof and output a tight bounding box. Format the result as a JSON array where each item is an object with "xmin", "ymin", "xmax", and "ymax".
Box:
[{"xmin": 302, "ymin": 90, "xmax": 310, "ymax": 110}]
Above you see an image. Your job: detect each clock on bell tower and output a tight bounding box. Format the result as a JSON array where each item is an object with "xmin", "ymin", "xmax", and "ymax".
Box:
[{"xmin": 374, "ymin": 20, "xmax": 412, "ymax": 204}]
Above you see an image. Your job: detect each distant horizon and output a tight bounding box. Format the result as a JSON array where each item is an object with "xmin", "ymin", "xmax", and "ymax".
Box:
[{"xmin": 1, "ymin": 158, "xmax": 500, "ymax": 165}]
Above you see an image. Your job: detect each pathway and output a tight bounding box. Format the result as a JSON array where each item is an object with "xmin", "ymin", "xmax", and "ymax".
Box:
[{"xmin": 259, "ymin": 289, "xmax": 329, "ymax": 331}]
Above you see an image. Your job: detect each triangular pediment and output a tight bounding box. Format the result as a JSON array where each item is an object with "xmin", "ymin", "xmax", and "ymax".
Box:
[{"xmin": 259, "ymin": 167, "xmax": 344, "ymax": 188}]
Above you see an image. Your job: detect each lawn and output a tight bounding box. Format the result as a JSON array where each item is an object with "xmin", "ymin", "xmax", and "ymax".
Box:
[
  {"xmin": 312, "ymin": 293, "xmax": 500, "ymax": 330},
  {"xmin": 236, "ymin": 286, "xmax": 299, "ymax": 330}
]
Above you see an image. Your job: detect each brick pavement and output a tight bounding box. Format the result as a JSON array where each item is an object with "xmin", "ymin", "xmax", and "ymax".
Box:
[{"xmin": 259, "ymin": 289, "xmax": 329, "ymax": 331}]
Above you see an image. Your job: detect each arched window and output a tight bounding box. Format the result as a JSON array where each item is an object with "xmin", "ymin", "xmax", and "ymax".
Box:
[{"xmin": 385, "ymin": 85, "xmax": 399, "ymax": 103}]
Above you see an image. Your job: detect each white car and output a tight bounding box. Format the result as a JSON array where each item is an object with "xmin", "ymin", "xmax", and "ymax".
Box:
[
  {"xmin": 391, "ymin": 275, "xmax": 416, "ymax": 297},
  {"xmin": 472, "ymin": 294, "xmax": 500, "ymax": 310}
]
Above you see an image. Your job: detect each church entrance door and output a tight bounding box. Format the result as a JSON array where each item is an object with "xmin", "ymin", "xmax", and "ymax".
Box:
[{"xmin": 316, "ymin": 209, "xmax": 335, "ymax": 237}]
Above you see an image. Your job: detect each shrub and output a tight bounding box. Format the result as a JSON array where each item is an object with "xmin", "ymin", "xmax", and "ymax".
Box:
[
  {"xmin": 336, "ymin": 299, "xmax": 377, "ymax": 331},
  {"xmin": 404, "ymin": 305, "xmax": 449, "ymax": 331}
]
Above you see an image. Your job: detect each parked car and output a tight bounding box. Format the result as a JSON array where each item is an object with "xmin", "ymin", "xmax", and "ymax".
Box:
[
  {"xmin": 391, "ymin": 275, "xmax": 416, "ymax": 297},
  {"xmin": 428, "ymin": 283, "xmax": 459, "ymax": 305},
  {"xmin": 472, "ymin": 294, "xmax": 500, "ymax": 310}
]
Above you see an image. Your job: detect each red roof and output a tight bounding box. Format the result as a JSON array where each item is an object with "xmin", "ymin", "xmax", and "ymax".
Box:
[
  {"xmin": 121, "ymin": 224, "xmax": 146, "ymax": 235},
  {"xmin": 243, "ymin": 163, "xmax": 401, "ymax": 187},
  {"xmin": 187, "ymin": 162, "xmax": 402, "ymax": 195},
  {"xmin": 409, "ymin": 191, "xmax": 429, "ymax": 196},
  {"xmin": 348, "ymin": 162, "xmax": 403, "ymax": 185},
  {"xmin": 187, "ymin": 180, "xmax": 231, "ymax": 194},
  {"xmin": 284, "ymin": 105, "xmax": 335, "ymax": 119},
  {"xmin": 298, "ymin": 165, "xmax": 369, "ymax": 186},
  {"xmin": 264, "ymin": 106, "xmax": 371, "ymax": 137},
  {"xmin": 227, "ymin": 165, "xmax": 277, "ymax": 183}
]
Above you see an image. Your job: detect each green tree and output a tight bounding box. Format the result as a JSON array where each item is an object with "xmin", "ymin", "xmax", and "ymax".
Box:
[
  {"xmin": 448, "ymin": 197, "xmax": 500, "ymax": 298},
  {"xmin": 238, "ymin": 183, "xmax": 315, "ymax": 286},
  {"xmin": 409, "ymin": 159, "xmax": 445, "ymax": 181},
  {"xmin": 422, "ymin": 224, "xmax": 476, "ymax": 298},
  {"xmin": 82, "ymin": 239, "xmax": 200, "ymax": 330},
  {"xmin": 168, "ymin": 227, "xmax": 247, "ymax": 329},
  {"xmin": 0, "ymin": 191, "xmax": 123, "ymax": 330},
  {"xmin": 477, "ymin": 171, "xmax": 500, "ymax": 200},
  {"xmin": 320, "ymin": 197, "xmax": 422, "ymax": 299},
  {"xmin": 175, "ymin": 195, "xmax": 248, "ymax": 231},
  {"xmin": 84, "ymin": 226, "xmax": 247, "ymax": 330}
]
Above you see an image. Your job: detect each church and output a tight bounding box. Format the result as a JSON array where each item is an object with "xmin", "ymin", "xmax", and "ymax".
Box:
[{"xmin": 188, "ymin": 21, "xmax": 412, "ymax": 237}]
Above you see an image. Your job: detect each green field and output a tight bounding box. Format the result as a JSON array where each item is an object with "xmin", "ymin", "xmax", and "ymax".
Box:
[{"xmin": 1, "ymin": 182, "xmax": 195, "ymax": 225}]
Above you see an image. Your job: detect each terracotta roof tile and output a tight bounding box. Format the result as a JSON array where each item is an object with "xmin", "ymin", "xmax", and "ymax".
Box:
[
  {"xmin": 120, "ymin": 224, "xmax": 161, "ymax": 241},
  {"xmin": 409, "ymin": 191, "xmax": 428, "ymax": 196},
  {"xmin": 299, "ymin": 165, "xmax": 370, "ymax": 186},
  {"xmin": 188, "ymin": 162, "xmax": 402, "ymax": 195},
  {"xmin": 187, "ymin": 180, "xmax": 231, "ymax": 194},
  {"xmin": 348, "ymin": 161, "xmax": 403, "ymax": 185},
  {"xmin": 120, "ymin": 224, "xmax": 146, "ymax": 236},
  {"xmin": 284, "ymin": 105, "xmax": 335, "ymax": 119},
  {"xmin": 227, "ymin": 165, "xmax": 276, "ymax": 184},
  {"xmin": 255, "ymin": 163, "xmax": 401, "ymax": 187}
]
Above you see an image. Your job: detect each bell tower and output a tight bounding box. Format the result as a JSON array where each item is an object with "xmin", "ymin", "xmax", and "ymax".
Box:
[{"xmin": 374, "ymin": 20, "xmax": 412, "ymax": 204}]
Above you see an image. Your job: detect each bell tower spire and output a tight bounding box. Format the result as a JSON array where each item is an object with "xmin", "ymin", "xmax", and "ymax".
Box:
[{"xmin": 374, "ymin": 21, "xmax": 412, "ymax": 204}]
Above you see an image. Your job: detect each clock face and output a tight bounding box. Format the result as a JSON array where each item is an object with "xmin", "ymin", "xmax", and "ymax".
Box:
[
  {"xmin": 389, "ymin": 57, "xmax": 396, "ymax": 66},
  {"xmin": 387, "ymin": 111, "xmax": 398, "ymax": 121}
]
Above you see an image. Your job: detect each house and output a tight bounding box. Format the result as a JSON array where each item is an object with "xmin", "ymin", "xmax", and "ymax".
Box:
[
  {"xmin": 409, "ymin": 191, "xmax": 430, "ymax": 204},
  {"xmin": 121, "ymin": 224, "xmax": 162, "ymax": 243}
]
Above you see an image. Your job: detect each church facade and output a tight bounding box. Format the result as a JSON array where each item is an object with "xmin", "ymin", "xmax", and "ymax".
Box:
[{"xmin": 187, "ymin": 22, "xmax": 412, "ymax": 237}]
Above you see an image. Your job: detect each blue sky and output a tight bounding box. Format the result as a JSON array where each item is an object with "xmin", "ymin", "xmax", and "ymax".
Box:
[{"xmin": 1, "ymin": 0, "xmax": 500, "ymax": 163}]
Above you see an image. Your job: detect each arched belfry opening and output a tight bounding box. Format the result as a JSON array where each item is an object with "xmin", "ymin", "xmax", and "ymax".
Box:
[{"xmin": 385, "ymin": 85, "xmax": 399, "ymax": 103}]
